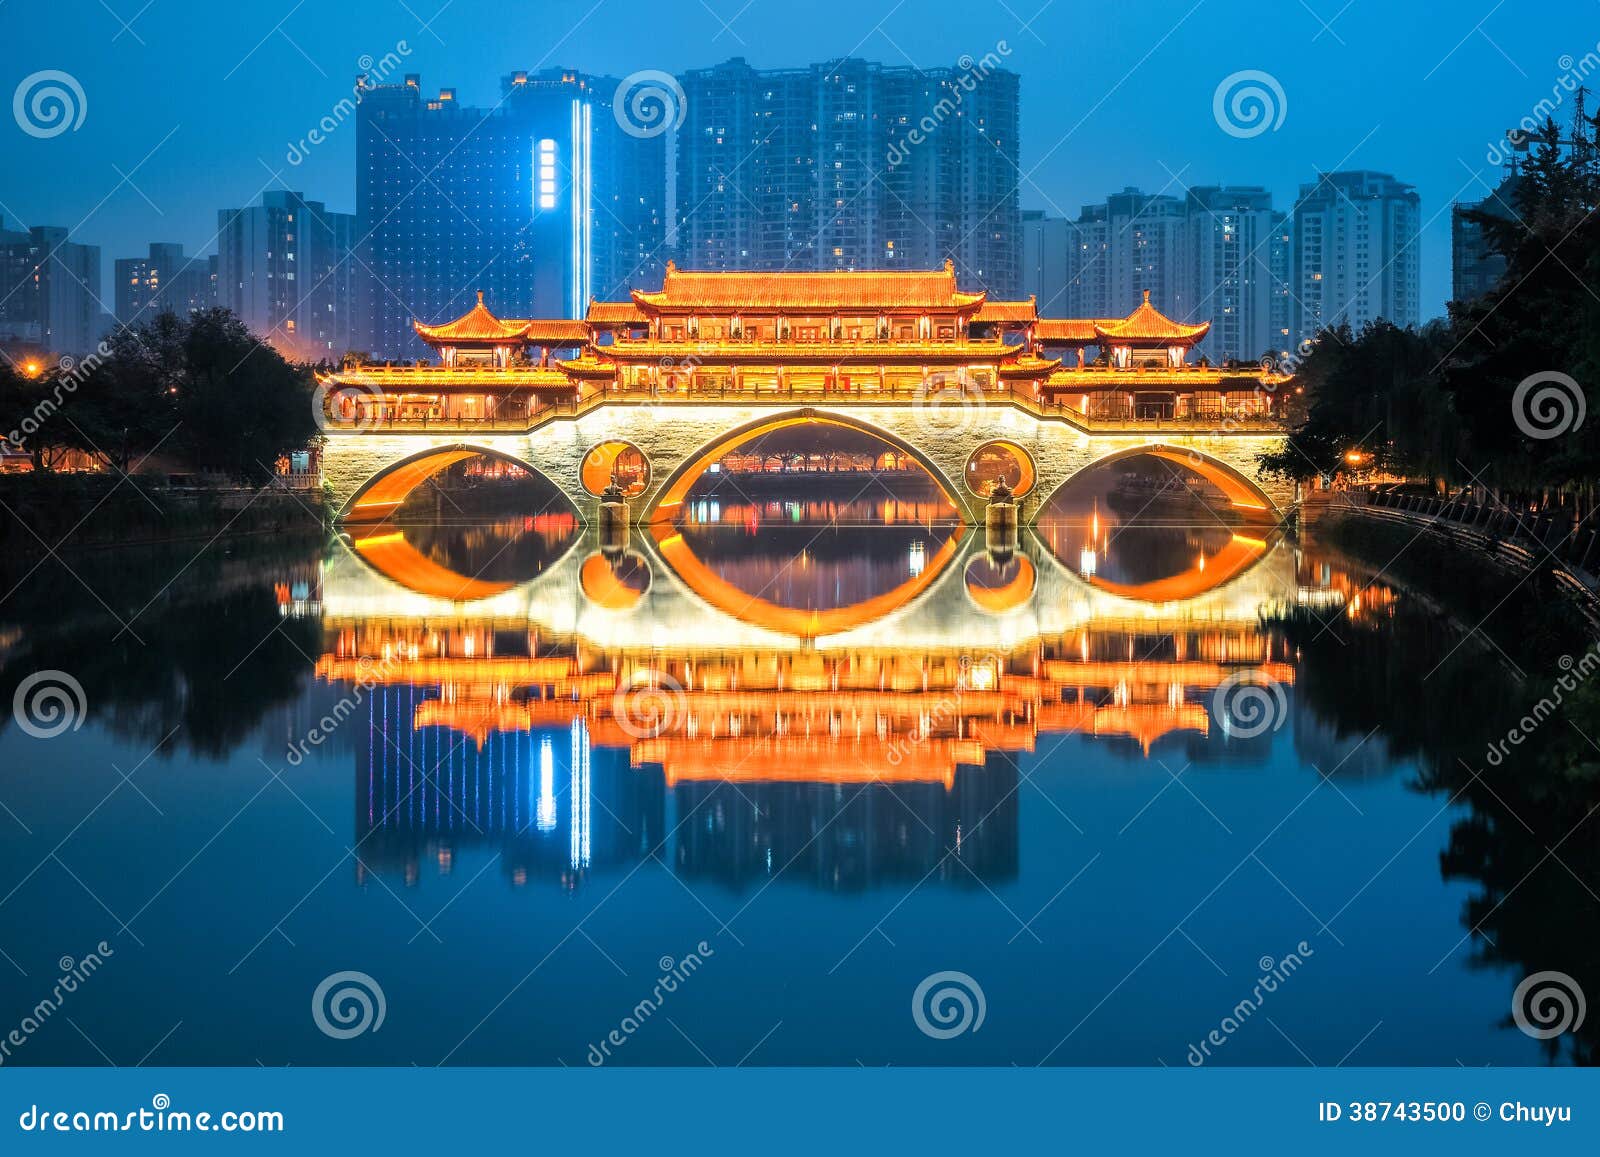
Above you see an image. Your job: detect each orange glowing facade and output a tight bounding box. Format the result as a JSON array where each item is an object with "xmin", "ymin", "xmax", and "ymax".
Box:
[{"xmin": 320, "ymin": 264, "xmax": 1287, "ymax": 428}]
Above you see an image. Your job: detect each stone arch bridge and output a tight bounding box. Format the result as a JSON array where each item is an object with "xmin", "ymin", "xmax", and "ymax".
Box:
[{"xmin": 321, "ymin": 402, "xmax": 1291, "ymax": 525}]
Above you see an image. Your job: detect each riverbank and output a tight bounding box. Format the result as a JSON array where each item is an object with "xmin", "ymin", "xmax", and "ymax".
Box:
[
  {"xmin": 1306, "ymin": 511, "xmax": 1595, "ymax": 671},
  {"xmin": 0, "ymin": 473, "xmax": 328, "ymax": 553}
]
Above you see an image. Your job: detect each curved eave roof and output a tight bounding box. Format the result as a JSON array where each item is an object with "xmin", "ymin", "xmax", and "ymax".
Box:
[
  {"xmin": 1093, "ymin": 292, "xmax": 1211, "ymax": 345},
  {"xmin": 630, "ymin": 262, "xmax": 988, "ymax": 314},
  {"xmin": 413, "ymin": 293, "xmax": 531, "ymax": 344}
]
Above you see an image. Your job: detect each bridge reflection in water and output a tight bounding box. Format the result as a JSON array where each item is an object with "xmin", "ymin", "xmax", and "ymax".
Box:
[{"xmin": 302, "ymin": 441, "xmax": 1319, "ymax": 893}]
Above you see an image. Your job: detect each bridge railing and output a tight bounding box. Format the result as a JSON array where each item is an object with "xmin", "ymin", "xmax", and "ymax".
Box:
[
  {"xmin": 318, "ymin": 385, "xmax": 1286, "ymax": 436},
  {"xmin": 1356, "ymin": 486, "xmax": 1600, "ymax": 581}
]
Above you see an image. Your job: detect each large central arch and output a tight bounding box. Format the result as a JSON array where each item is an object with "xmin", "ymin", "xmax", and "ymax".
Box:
[
  {"xmin": 341, "ymin": 442, "xmax": 568, "ymax": 523},
  {"xmin": 646, "ymin": 407, "xmax": 974, "ymax": 524}
]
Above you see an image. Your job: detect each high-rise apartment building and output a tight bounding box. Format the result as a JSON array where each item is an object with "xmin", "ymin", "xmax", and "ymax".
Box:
[
  {"xmin": 114, "ymin": 242, "xmax": 215, "ymax": 326},
  {"xmin": 356, "ymin": 69, "xmax": 667, "ymax": 360},
  {"xmin": 677, "ymin": 56, "xmax": 1022, "ymax": 296},
  {"xmin": 1024, "ymin": 187, "xmax": 1288, "ymax": 362},
  {"xmin": 1291, "ymin": 171, "xmax": 1420, "ymax": 342},
  {"xmin": 216, "ymin": 191, "xmax": 358, "ymax": 362},
  {"xmin": 1452, "ymin": 173, "xmax": 1519, "ymax": 305},
  {"xmin": 0, "ymin": 218, "xmax": 104, "ymax": 355}
]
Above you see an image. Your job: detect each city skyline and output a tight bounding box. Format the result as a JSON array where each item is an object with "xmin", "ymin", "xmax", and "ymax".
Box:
[{"xmin": 6, "ymin": 0, "xmax": 1589, "ymax": 329}]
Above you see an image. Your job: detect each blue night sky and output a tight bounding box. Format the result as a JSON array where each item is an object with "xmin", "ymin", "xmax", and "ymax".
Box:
[{"xmin": 5, "ymin": 0, "xmax": 1595, "ymax": 319}]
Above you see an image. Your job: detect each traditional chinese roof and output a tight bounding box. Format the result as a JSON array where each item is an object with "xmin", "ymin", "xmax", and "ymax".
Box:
[
  {"xmin": 413, "ymin": 292, "xmax": 532, "ymax": 345},
  {"xmin": 998, "ymin": 353, "xmax": 1062, "ymax": 376},
  {"xmin": 1093, "ymin": 291, "xmax": 1210, "ymax": 345},
  {"xmin": 523, "ymin": 319, "xmax": 590, "ymax": 345},
  {"xmin": 972, "ymin": 298, "xmax": 1038, "ymax": 323},
  {"xmin": 630, "ymin": 260, "xmax": 987, "ymax": 313},
  {"xmin": 586, "ymin": 300, "xmax": 649, "ymax": 325},
  {"xmin": 1033, "ymin": 318, "xmax": 1103, "ymax": 345}
]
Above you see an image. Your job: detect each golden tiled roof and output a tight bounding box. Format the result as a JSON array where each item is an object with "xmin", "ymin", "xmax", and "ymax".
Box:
[
  {"xmin": 972, "ymin": 298, "xmax": 1038, "ymax": 323},
  {"xmin": 412, "ymin": 292, "xmax": 532, "ymax": 344},
  {"xmin": 586, "ymin": 300, "xmax": 648, "ymax": 325},
  {"xmin": 631, "ymin": 260, "xmax": 987, "ymax": 312},
  {"xmin": 523, "ymin": 320, "xmax": 591, "ymax": 345},
  {"xmin": 1093, "ymin": 291, "xmax": 1211, "ymax": 344},
  {"xmin": 1033, "ymin": 318, "xmax": 1103, "ymax": 344}
]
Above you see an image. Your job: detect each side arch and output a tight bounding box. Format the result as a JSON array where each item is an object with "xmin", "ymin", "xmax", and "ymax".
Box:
[
  {"xmin": 341, "ymin": 442, "xmax": 569, "ymax": 523},
  {"xmin": 646, "ymin": 407, "xmax": 974, "ymax": 524},
  {"xmin": 1046, "ymin": 442, "xmax": 1279, "ymax": 516}
]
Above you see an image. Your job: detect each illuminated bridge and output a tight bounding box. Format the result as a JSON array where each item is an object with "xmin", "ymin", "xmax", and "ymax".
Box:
[{"xmin": 316, "ymin": 266, "xmax": 1293, "ymax": 525}]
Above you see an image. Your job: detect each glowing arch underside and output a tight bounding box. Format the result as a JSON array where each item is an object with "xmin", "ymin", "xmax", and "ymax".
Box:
[
  {"xmin": 351, "ymin": 532, "xmax": 515, "ymax": 602},
  {"xmin": 649, "ymin": 412, "xmax": 963, "ymax": 524},
  {"xmin": 346, "ymin": 449, "xmax": 483, "ymax": 522},
  {"xmin": 1122, "ymin": 447, "xmax": 1274, "ymax": 513}
]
